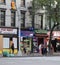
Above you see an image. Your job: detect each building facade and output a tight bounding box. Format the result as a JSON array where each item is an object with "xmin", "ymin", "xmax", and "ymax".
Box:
[
  {"xmin": 0, "ymin": 0, "xmax": 60, "ymax": 54},
  {"xmin": 0, "ymin": 0, "xmax": 29, "ymax": 54},
  {"xmin": 0, "ymin": 0, "xmax": 49, "ymax": 54}
]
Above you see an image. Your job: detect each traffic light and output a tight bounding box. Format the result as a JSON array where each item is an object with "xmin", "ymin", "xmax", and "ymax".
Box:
[{"xmin": 11, "ymin": 1, "xmax": 16, "ymax": 10}]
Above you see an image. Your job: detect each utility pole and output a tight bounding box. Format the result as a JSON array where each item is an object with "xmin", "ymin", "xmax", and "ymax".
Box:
[{"xmin": 17, "ymin": 8, "xmax": 22, "ymax": 56}]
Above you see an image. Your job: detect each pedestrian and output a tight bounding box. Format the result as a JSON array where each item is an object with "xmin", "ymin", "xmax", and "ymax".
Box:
[
  {"xmin": 50, "ymin": 44, "xmax": 54, "ymax": 54},
  {"xmin": 11, "ymin": 43, "xmax": 14, "ymax": 54},
  {"xmin": 43, "ymin": 46, "xmax": 47, "ymax": 55},
  {"xmin": 39, "ymin": 44, "xmax": 42, "ymax": 55},
  {"xmin": 26, "ymin": 45, "xmax": 30, "ymax": 55},
  {"xmin": 41, "ymin": 44, "xmax": 44, "ymax": 55},
  {"xmin": 23, "ymin": 47, "xmax": 26, "ymax": 53}
]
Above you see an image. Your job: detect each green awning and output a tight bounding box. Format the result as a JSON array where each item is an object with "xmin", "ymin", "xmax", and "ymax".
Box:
[{"xmin": 34, "ymin": 30, "xmax": 47, "ymax": 34}]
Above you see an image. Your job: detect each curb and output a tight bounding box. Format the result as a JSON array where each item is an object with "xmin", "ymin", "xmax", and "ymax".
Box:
[{"xmin": 0, "ymin": 53, "xmax": 60, "ymax": 58}]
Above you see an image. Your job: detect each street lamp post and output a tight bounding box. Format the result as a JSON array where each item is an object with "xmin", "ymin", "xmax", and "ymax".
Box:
[
  {"xmin": 11, "ymin": 1, "xmax": 22, "ymax": 56},
  {"xmin": 17, "ymin": 8, "xmax": 22, "ymax": 56}
]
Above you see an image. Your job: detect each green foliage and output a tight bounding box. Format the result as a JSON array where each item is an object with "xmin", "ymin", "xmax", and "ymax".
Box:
[
  {"xmin": 56, "ymin": 0, "xmax": 60, "ymax": 3},
  {"xmin": 32, "ymin": 0, "xmax": 60, "ymax": 23},
  {"xmin": 33, "ymin": 0, "xmax": 55, "ymax": 7}
]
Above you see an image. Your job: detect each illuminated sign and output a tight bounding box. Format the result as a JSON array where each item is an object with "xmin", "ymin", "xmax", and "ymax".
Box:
[
  {"xmin": 47, "ymin": 31, "xmax": 60, "ymax": 37},
  {"xmin": 0, "ymin": 28, "xmax": 17, "ymax": 34}
]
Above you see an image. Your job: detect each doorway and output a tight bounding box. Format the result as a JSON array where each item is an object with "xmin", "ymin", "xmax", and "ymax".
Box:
[{"xmin": 38, "ymin": 38, "xmax": 44, "ymax": 46}]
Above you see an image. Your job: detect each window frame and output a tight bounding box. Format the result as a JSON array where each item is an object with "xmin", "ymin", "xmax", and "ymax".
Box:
[
  {"xmin": 21, "ymin": 11, "xmax": 25, "ymax": 27},
  {"xmin": 11, "ymin": 11, "xmax": 16, "ymax": 27},
  {"xmin": 0, "ymin": 10, "xmax": 5, "ymax": 26},
  {"xmin": 21, "ymin": 0, "xmax": 25, "ymax": 7}
]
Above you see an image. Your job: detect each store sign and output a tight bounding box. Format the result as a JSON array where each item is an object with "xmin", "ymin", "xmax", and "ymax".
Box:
[
  {"xmin": 47, "ymin": 31, "xmax": 60, "ymax": 37},
  {"xmin": 21, "ymin": 31, "xmax": 34, "ymax": 37},
  {"xmin": 53, "ymin": 31, "xmax": 60, "ymax": 37},
  {"xmin": 0, "ymin": 28, "xmax": 17, "ymax": 34},
  {"xmin": 35, "ymin": 30, "xmax": 47, "ymax": 34}
]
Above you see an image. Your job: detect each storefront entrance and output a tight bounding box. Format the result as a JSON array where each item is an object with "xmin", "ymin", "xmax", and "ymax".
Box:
[
  {"xmin": 20, "ymin": 30, "xmax": 34, "ymax": 54},
  {"xmin": 0, "ymin": 27, "xmax": 18, "ymax": 54},
  {"xmin": 38, "ymin": 38, "xmax": 44, "ymax": 46},
  {"xmin": 47, "ymin": 31, "xmax": 60, "ymax": 52}
]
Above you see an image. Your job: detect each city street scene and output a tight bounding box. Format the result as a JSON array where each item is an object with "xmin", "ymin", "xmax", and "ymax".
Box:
[{"xmin": 0, "ymin": 0, "xmax": 60, "ymax": 58}]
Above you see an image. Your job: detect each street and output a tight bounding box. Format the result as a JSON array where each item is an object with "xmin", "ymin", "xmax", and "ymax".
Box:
[{"xmin": 0, "ymin": 57, "xmax": 60, "ymax": 65}]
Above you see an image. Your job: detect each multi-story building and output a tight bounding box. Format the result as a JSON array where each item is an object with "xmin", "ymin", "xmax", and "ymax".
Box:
[
  {"xmin": 0, "ymin": 0, "xmax": 49, "ymax": 54},
  {"xmin": 0, "ymin": 0, "xmax": 60, "ymax": 54},
  {"xmin": 0, "ymin": 0, "xmax": 29, "ymax": 54}
]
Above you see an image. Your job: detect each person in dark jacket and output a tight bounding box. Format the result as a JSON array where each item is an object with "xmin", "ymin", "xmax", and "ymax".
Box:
[{"xmin": 11, "ymin": 43, "xmax": 14, "ymax": 54}]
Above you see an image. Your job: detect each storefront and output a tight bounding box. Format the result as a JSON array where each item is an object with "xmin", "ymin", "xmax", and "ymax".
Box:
[
  {"xmin": 33, "ymin": 37, "xmax": 38, "ymax": 53},
  {"xmin": 0, "ymin": 27, "xmax": 18, "ymax": 54},
  {"xmin": 34, "ymin": 30, "xmax": 48, "ymax": 53},
  {"xmin": 47, "ymin": 31, "xmax": 60, "ymax": 52},
  {"xmin": 20, "ymin": 30, "xmax": 34, "ymax": 53}
]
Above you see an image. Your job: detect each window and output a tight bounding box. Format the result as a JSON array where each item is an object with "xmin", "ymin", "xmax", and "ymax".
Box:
[
  {"xmin": 3, "ymin": 38, "xmax": 9, "ymax": 48},
  {"xmin": 0, "ymin": 10, "xmax": 5, "ymax": 26},
  {"xmin": 21, "ymin": 0, "xmax": 25, "ymax": 7},
  {"xmin": 0, "ymin": 0, "xmax": 5, "ymax": 4},
  {"xmin": 11, "ymin": 11, "xmax": 15, "ymax": 26},
  {"xmin": 13, "ymin": 38, "xmax": 17, "ymax": 48},
  {"xmin": 21, "ymin": 11, "xmax": 25, "ymax": 27}
]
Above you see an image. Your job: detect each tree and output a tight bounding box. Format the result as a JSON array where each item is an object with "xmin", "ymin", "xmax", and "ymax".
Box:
[{"xmin": 32, "ymin": 0, "xmax": 60, "ymax": 29}]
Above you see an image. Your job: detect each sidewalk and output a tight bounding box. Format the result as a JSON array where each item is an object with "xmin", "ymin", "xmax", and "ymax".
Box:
[
  {"xmin": 53, "ymin": 52, "xmax": 60, "ymax": 56},
  {"xmin": 24, "ymin": 52, "xmax": 60, "ymax": 56},
  {"xmin": 0, "ymin": 54, "xmax": 3, "ymax": 57},
  {"xmin": 15, "ymin": 52, "xmax": 60, "ymax": 57},
  {"xmin": 1, "ymin": 52, "xmax": 60, "ymax": 57}
]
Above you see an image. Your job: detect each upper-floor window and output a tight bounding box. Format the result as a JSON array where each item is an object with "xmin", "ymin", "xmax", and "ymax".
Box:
[
  {"xmin": 11, "ymin": 11, "xmax": 15, "ymax": 26},
  {"xmin": 21, "ymin": 11, "xmax": 25, "ymax": 27},
  {"xmin": 0, "ymin": 10, "xmax": 5, "ymax": 26},
  {"xmin": 21, "ymin": 0, "xmax": 25, "ymax": 7},
  {"xmin": 0, "ymin": 0, "xmax": 5, "ymax": 4}
]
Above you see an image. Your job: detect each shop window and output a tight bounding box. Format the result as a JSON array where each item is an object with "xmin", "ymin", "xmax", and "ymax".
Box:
[
  {"xmin": 3, "ymin": 38, "xmax": 9, "ymax": 48},
  {"xmin": 0, "ymin": 10, "xmax": 5, "ymax": 26},
  {"xmin": 13, "ymin": 38, "xmax": 17, "ymax": 48},
  {"xmin": 27, "ymin": 41, "xmax": 29, "ymax": 45}
]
